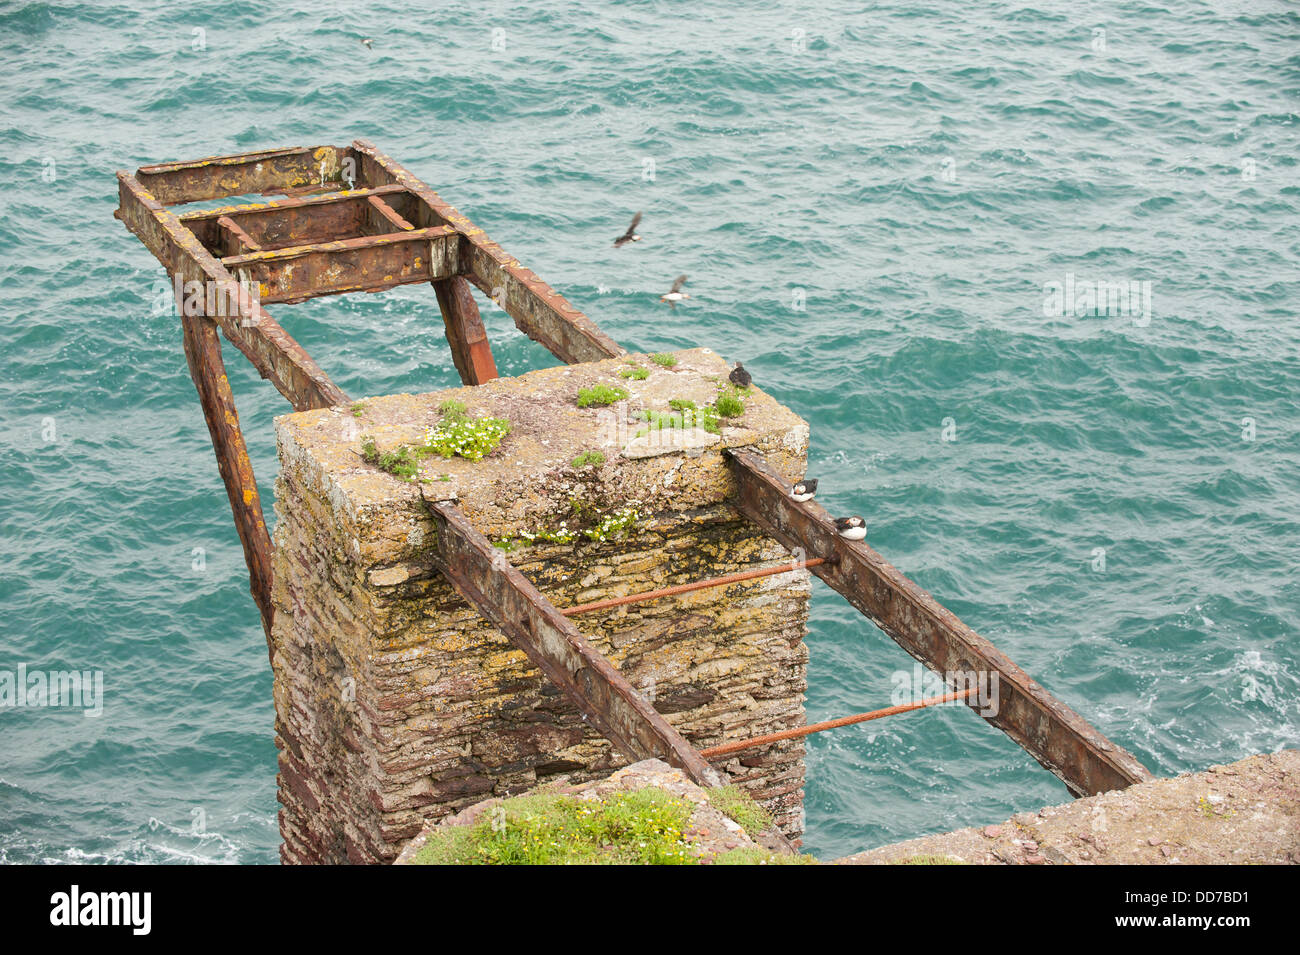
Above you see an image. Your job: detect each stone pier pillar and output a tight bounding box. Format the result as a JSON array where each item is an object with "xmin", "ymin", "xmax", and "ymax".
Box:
[{"xmin": 270, "ymin": 348, "xmax": 812, "ymax": 864}]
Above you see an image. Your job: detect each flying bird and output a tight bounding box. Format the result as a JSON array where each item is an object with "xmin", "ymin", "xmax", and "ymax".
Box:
[
  {"xmin": 660, "ymin": 275, "xmax": 689, "ymax": 309},
  {"xmin": 729, "ymin": 362, "xmax": 752, "ymax": 389},
  {"xmin": 790, "ymin": 479, "xmax": 817, "ymax": 503},
  {"xmin": 614, "ymin": 212, "xmax": 642, "ymax": 248},
  {"xmin": 361, "ymin": 37, "xmax": 374, "ymax": 49},
  {"xmin": 834, "ymin": 516, "xmax": 867, "ymax": 541}
]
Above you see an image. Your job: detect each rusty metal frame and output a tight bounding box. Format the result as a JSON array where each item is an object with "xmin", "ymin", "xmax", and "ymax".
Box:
[
  {"xmin": 727, "ymin": 450, "xmax": 1153, "ymax": 797},
  {"xmin": 117, "ymin": 140, "xmax": 1149, "ymax": 818}
]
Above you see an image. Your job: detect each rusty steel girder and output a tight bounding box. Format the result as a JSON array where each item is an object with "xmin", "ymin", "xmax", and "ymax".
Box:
[
  {"xmin": 424, "ymin": 500, "xmax": 723, "ymax": 787},
  {"xmin": 726, "ymin": 449, "xmax": 1154, "ymax": 797}
]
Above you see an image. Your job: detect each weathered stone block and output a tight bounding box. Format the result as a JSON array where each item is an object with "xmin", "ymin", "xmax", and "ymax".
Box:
[{"xmin": 271, "ymin": 348, "xmax": 811, "ymax": 863}]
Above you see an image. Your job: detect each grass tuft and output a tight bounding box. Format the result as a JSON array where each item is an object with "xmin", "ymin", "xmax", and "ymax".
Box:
[{"xmin": 577, "ymin": 384, "xmax": 629, "ymax": 408}]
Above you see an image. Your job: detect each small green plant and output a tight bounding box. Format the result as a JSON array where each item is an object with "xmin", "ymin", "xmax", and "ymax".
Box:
[
  {"xmin": 359, "ymin": 407, "xmax": 511, "ymax": 482},
  {"xmin": 577, "ymin": 384, "xmax": 629, "ymax": 408},
  {"xmin": 707, "ymin": 786, "xmax": 773, "ymax": 838},
  {"xmin": 571, "ymin": 450, "xmax": 606, "ymax": 468},
  {"xmin": 714, "ymin": 392, "xmax": 744, "ymax": 418},
  {"xmin": 350, "ymin": 401, "xmax": 366, "ymax": 418},
  {"xmin": 619, "ymin": 366, "xmax": 649, "ymax": 380},
  {"xmin": 438, "ymin": 398, "xmax": 469, "ymax": 421},
  {"xmin": 1197, "ymin": 796, "xmax": 1233, "ymax": 819},
  {"xmin": 651, "ymin": 353, "xmax": 678, "ymax": 368},
  {"xmin": 493, "ymin": 504, "xmax": 642, "ymax": 551},
  {"xmin": 360, "ymin": 437, "xmax": 420, "ymax": 482},
  {"xmin": 632, "ymin": 403, "xmax": 721, "ymax": 437}
]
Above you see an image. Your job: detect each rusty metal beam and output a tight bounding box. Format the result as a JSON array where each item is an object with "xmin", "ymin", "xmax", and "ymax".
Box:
[
  {"xmin": 136, "ymin": 145, "xmax": 353, "ymax": 205},
  {"xmin": 116, "ymin": 172, "xmax": 348, "ymax": 411},
  {"xmin": 423, "ymin": 499, "xmax": 723, "ymax": 787},
  {"xmin": 180, "ymin": 312, "xmax": 275, "ymax": 647},
  {"xmin": 222, "ymin": 226, "xmax": 459, "ymax": 304},
  {"xmin": 351, "ymin": 139, "xmax": 625, "ymax": 364},
  {"xmin": 217, "ymin": 215, "xmax": 262, "ymax": 255},
  {"xmin": 367, "ymin": 194, "xmax": 415, "ymax": 232},
  {"xmin": 178, "ymin": 184, "xmax": 407, "ymax": 228},
  {"xmin": 726, "ymin": 450, "xmax": 1154, "ymax": 798},
  {"xmin": 433, "ymin": 276, "xmax": 498, "ymax": 385}
]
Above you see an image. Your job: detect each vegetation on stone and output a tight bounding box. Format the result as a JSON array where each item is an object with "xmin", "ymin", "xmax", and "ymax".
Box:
[
  {"xmin": 714, "ymin": 847, "xmax": 817, "ymax": 865},
  {"xmin": 408, "ymin": 786, "xmax": 816, "ymax": 865},
  {"xmin": 493, "ymin": 503, "xmax": 642, "ymax": 551},
  {"xmin": 423, "ymin": 416, "xmax": 511, "ymax": 461},
  {"xmin": 714, "ymin": 391, "xmax": 744, "ymax": 418},
  {"xmin": 360, "ymin": 403, "xmax": 511, "ymax": 481},
  {"xmin": 576, "ymin": 384, "xmax": 629, "ymax": 407},
  {"xmin": 707, "ymin": 785, "xmax": 773, "ymax": 837},
  {"xmin": 571, "ymin": 450, "xmax": 606, "ymax": 468},
  {"xmin": 409, "ymin": 788, "xmax": 699, "ymax": 865},
  {"xmin": 619, "ymin": 365, "xmax": 650, "ymax": 380},
  {"xmin": 650, "ymin": 353, "xmax": 678, "ymax": 368},
  {"xmin": 633, "ymin": 402, "xmax": 721, "ymax": 436}
]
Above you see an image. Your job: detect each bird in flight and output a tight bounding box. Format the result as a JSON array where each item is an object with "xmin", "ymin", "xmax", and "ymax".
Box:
[
  {"xmin": 614, "ymin": 212, "xmax": 643, "ymax": 248},
  {"xmin": 729, "ymin": 362, "xmax": 752, "ymax": 389},
  {"xmin": 361, "ymin": 37, "xmax": 374, "ymax": 49},
  {"xmin": 661, "ymin": 275, "xmax": 689, "ymax": 308}
]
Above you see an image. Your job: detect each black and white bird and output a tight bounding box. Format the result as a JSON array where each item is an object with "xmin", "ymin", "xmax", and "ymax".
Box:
[
  {"xmin": 834, "ymin": 516, "xmax": 867, "ymax": 541},
  {"xmin": 790, "ymin": 479, "xmax": 817, "ymax": 503},
  {"xmin": 614, "ymin": 212, "xmax": 642, "ymax": 248},
  {"xmin": 729, "ymin": 362, "xmax": 752, "ymax": 389},
  {"xmin": 660, "ymin": 274, "xmax": 689, "ymax": 308},
  {"xmin": 361, "ymin": 37, "xmax": 374, "ymax": 49}
]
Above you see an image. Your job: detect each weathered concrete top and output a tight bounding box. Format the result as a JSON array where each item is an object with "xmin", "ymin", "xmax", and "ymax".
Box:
[
  {"xmin": 274, "ymin": 348, "xmax": 808, "ymax": 561},
  {"xmin": 835, "ymin": 750, "xmax": 1300, "ymax": 865}
]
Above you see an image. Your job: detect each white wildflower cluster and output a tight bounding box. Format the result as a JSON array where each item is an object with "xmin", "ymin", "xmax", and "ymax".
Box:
[{"xmin": 422, "ymin": 416, "xmax": 510, "ymax": 461}]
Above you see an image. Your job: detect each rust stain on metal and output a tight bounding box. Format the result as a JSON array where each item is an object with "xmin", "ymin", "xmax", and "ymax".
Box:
[{"xmin": 726, "ymin": 449, "xmax": 1153, "ymax": 797}]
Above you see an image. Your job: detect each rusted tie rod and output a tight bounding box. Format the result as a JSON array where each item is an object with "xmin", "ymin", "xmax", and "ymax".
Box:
[
  {"xmin": 700, "ymin": 687, "xmax": 978, "ymax": 758},
  {"xmin": 562, "ymin": 557, "xmax": 831, "ymax": 616}
]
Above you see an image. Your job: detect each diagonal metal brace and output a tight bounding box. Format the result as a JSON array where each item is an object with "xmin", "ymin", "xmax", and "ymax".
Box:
[{"xmin": 422, "ymin": 497, "xmax": 723, "ymax": 787}]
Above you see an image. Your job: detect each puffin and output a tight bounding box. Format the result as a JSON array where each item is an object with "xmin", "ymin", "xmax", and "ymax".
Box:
[
  {"xmin": 729, "ymin": 362, "xmax": 752, "ymax": 389},
  {"xmin": 790, "ymin": 479, "xmax": 817, "ymax": 503},
  {"xmin": 661, "ymin": 275, "xmax": 689, "ymax": 308},
  {"xmin": 614, "ymin": 212, "xmax": 642, "ymax": 248},
  {"xmin": 834, "ymin": 516, "xmax": 867, "ymax": 541}
]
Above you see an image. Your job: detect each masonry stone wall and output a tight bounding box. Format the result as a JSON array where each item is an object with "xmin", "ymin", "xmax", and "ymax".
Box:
[{"xmin": 270, "ymin": 348, "xmax": 812, "ymax": 864}]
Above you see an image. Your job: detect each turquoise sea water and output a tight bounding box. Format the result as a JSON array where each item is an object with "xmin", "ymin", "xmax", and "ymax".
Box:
[{"xmin": 1, "ymin": 1, "xmax": 1297, "ymax": 863}]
